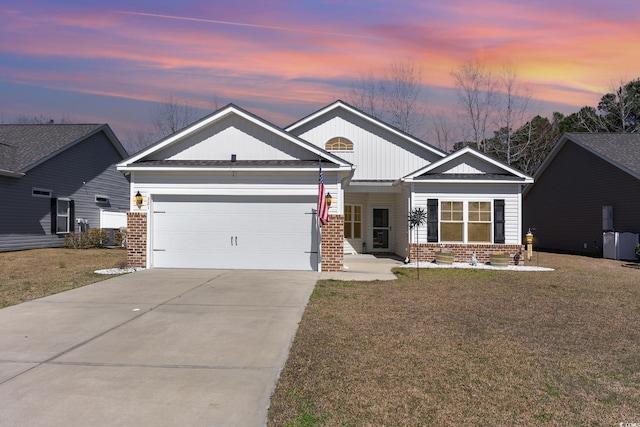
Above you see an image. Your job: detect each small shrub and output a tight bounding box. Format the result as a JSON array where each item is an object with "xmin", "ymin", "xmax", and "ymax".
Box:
[
  {"xmin": 636, "ymin": 243, "xmax": 640, "ymax": 260},
  {"xmin": 63, "ymin": 229, "xmax": 109, "ymax": 249}
]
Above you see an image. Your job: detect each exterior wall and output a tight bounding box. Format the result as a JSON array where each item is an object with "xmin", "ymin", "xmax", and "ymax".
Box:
[
  {"xmin": 126, "ymin": 212, "xmax": 147, "ymax": 268},
  {"xmin": 321, "ymin": 214, "xmax": 344, "ymax": 272},
  {"xmin": 524, "ymin": 141, "xmax": 640, "ymax": 256},
  {"xmin": 412, "ymin": 183, "xmax": 524, "ymax": 245},
  {"xmin": 409, "ymin": 243, "xmax": 525, "ymax": 265},
  {"xmin": 292, "ymin": 112, "xmax": 443, "ymax": 180},
  {"xmin": 0, "ymin": 131, "xmax": 129, "ymax": 252}
]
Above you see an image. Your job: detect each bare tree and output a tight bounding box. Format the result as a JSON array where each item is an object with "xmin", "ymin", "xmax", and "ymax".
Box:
[
  {"xmin": 380, "ymin": 59, "xmax": 426, "ymax": 135},
  {"xmin": 450, "ymin": 58, "xmax": 496, "ymax": 152},
  {"xmin": 348, "ymin": 59, "xmax": 427, "ymax": 135},
  {"xmin": 430, "ymin": 109, "xmax": 457, "ymax": 151},
  {"xmin": 151, "ymin": 95, "xmax": 197, "ymax": 138},
  {"xmin": 12, "ymin": 113, "xmax": 75, "ymax": 124},
  {"xmin": 493, "ymin": 63, "xmax": 533, "ymax": 165},
  {"xmin": 348, "ymin": 69, "xmax": 381, "ymax": 118}
]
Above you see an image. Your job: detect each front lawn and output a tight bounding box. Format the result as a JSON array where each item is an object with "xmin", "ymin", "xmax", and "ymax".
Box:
[
  {"xmin": 0, "ymin": 248, "xmax": 127, "ymax": 308},
  {"xmin": 268, "ymin": 252, "xmax": 640, "ymax": 426}
]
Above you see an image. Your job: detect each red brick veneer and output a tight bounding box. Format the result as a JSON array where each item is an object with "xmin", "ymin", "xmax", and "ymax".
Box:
[
  {"xmin": 321, "ymin": 214, "xmax": 344, "ymax": 272},
  {"xmin": 126, "ymin": 212, "xmax": 147, "ymax": 268},
  {"xmin": 409, "ymin": 243, "xmax": 526, "ymax": 265}
]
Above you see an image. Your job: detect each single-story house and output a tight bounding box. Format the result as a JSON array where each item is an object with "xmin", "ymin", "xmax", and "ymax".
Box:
[
  {"xmin": 524, "ymin": 133, "xmax": 640, "ymax": 258},
  {"xmin": 117, "ymin": 101, "xmax": 533, "ymax": 271},
  {"xmin": 0, "ymin": 124, "xmax": 130, "ymax": 251}
]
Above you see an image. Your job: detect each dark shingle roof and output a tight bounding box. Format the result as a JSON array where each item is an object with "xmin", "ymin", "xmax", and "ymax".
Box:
[
  {"xmin": 0, "ymin": 124, "xmax": 105, "ymax": 173},
  {"xmin": 566, "ymin": 133, "xmax": 640, "ymax": 177}
]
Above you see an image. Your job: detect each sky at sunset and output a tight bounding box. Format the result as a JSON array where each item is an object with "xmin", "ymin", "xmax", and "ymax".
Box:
[{"xmin": 1, "ymin": 0, "xmax": 639, "ymax": 150}]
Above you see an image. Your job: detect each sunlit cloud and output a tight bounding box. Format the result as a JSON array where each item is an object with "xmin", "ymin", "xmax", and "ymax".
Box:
[{"xmin": 1, "ymin": 0, "xmax": 639, "ymax": 140}]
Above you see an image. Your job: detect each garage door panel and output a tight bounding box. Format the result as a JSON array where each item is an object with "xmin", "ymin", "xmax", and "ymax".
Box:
[{"xmin": 151, "ymin": 195, "xmax": 318, "ymax": 270}]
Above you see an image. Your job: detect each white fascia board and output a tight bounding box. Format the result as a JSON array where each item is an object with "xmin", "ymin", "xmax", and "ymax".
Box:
[
  {"xmin": 118, "ymin": 165, "xmax": 354, "ymax": 173},
  {"xmin": 405, "ymin": 177, "xmax": 533, "ymax": 185}
]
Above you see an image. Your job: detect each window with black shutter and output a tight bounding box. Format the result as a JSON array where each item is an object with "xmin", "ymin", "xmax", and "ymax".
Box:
[{"xmin": 51, "ymin": 198, "xmax": 74, "ymax": 234}]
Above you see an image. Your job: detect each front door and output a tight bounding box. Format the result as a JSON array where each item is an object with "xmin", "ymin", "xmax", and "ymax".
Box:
[{"xmin": 372, "ymin": 208, "xmax": 390, "ymax": 250}]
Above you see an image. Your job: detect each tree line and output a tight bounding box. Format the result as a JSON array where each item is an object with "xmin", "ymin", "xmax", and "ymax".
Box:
[{"xmin": 349, "ymin": 58, "xmax": 640, "ymax": 175}]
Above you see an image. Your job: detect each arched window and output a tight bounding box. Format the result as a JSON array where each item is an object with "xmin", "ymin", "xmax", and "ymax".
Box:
[{"xmin": 325, "ymin": 137, "xmax": 353, "ymax": 151}]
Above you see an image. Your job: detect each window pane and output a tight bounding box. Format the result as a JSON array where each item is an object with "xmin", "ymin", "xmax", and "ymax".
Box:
[
  {"xmin": 354, "ymin": 222, "xmax": 361, "ymax": 239},
  {"xmin": 344, "ymin": 223, "xmax": 352, "ymax": 239},
  {"xmin": 345, "ymin": 205, "xmax": 352, "ymax": 222},
  {"xmin": 441, "ymin": 223, "xmax": 463, "ymax": 242},
  {"xmin": 57, "ymin": 200, "xmax": 69, "ymax": 215},
  {"xmin": 354, "ymin": 205, "xmax": 361, "ymax": 221},
  {"xmin": 468, "ymin": 223, "xmax": 491, "ymax": 242}
]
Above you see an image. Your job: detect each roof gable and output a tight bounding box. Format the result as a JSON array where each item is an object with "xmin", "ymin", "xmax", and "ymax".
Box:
[
  {"xmin": 0, "ymin": 124, "xmax": 127, "ymax": 176},
  {"xmin": 404, "ymin": 147, "xmax": 533, "ymax": 183},
  {"xmin": 535, "ymin": 133, "xmax": 640, "ymax": 181},
  {"xmin": 286, "ymin": 100, "xmax": 446, "ymax": 158},
  {"xmin": 119, "ymin": 104, "xmax": 351, "ymax": 171}
]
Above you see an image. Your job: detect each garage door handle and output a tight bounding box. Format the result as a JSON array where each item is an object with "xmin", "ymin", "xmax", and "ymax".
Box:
[
  {"xmin": 235, "ymin": 236, "xmax": 238, "ymax": 246},
  {"xmin": 231, "ymin": 236, "xmax": 238, "ymax": 246}
]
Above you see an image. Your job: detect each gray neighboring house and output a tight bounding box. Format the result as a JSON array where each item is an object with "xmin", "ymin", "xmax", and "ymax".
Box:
[
  {"xmin": 524, "ymin": 133, "xmax": 640, "ymax": 257},
  {"xmin": 0, "ymin": 124, "xmax": 130, "ymax": 252}
]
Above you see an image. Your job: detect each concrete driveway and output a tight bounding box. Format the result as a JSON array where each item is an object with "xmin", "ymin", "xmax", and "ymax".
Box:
[{"xmin": 0, "ymin": 269, "xmax": 318, "ymax": 427}]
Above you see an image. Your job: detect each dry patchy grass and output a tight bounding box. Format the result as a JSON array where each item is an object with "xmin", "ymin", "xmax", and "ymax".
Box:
[
  {"xmin": 269, "ymin": 252, "xmax": 640, "ymax": 426},
  {"xmin": 0, "ymin": 248, "xmax": 127, "ymax": 308}
]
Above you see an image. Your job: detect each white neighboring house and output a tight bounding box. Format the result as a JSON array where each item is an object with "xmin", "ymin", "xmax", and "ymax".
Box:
[{"xmin": 117, "ymin": 101, "xmax": 533, "ymax": 271}]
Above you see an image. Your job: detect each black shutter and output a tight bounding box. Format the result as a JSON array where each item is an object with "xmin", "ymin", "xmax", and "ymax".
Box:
[
  {"xmin": 494, "ymin": 199, "xmax": 505, "ymax": 244},
  {"xmin": 51, "ymin": 198, "xmax": 57, "ymax": 234},
  {"xmin": 427, "ymin": 199, "xmax": 438, "ymax": 242},
  {"xmin": 69, "ymin": 200, "xmax": 75, "ymax": 233}
]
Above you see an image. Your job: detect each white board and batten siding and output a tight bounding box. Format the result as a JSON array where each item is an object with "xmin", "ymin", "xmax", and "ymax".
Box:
[
  {"xmin": 294, "ymin": 116, "xmax": 442, "ymax": 181},
  {"xmin": 412, "ymin": 183, "xmax": 523, "ymax": 245}
]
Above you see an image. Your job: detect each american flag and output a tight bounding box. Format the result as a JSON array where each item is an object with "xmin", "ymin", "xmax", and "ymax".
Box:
[{"xmin": 317, "ymin": 163, "xmax": 329, "ymax": 227}]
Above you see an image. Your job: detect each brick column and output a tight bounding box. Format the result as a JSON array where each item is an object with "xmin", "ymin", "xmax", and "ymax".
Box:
[
  {"xmin": 127, "ymin": 212, "xmax": 147, "ymax": 268},
  {"xmin": 321, "ymin": 214, "xmax": 344, "ymax": 272}
]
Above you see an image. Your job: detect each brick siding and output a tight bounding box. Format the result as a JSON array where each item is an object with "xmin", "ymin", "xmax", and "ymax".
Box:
[
  {"xmin": 409, "ymin": 243, "xmax": 526, "ymax": 265},
  {"xmin": 321, "ymin": 214, "xmax": 344, "ymax": 272},
  {"xmin": 126, "ymin": 212, "xmax": 147, "ymax": 268}
]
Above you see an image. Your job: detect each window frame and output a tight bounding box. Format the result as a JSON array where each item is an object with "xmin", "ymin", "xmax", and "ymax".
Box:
[
  {"xmin": 437, "ymin": 199, "xmax": 495, "ymax": 244},
  {"xmin": 344, "ymin": 204, "xmax": 362, "ymax": 239},
  {"xmin": 325, "ymin": 137, "xmax": 354, "ymax": 151}
]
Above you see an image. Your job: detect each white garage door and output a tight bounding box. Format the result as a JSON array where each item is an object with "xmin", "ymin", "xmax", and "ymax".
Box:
[{"xmin": 151, "ymin": 195, "xmax": 318, "ymax": 270}]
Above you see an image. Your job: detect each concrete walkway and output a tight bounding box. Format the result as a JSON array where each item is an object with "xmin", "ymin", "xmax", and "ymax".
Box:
[
  {"xmin": 0, "ymin": 269, "xmax": 317, "ymax": 427},
  {"xmin": 320, "ymin": 254, "xmax": 404, "ymax": 281}
]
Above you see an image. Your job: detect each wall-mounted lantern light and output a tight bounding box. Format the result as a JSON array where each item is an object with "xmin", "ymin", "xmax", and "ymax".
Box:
[
  {"xmin": 135, "ymin": 191, "xmax": 143, "ymax": 208},
  {"xmin": 326, "ymin": 192, "xmax": 333, "ymax": 207}
]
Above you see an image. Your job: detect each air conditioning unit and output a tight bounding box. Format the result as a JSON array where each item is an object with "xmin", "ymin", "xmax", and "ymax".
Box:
[{"xmin": 603, "ymin": 232, "xmax": 639, "ymax": 260}]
